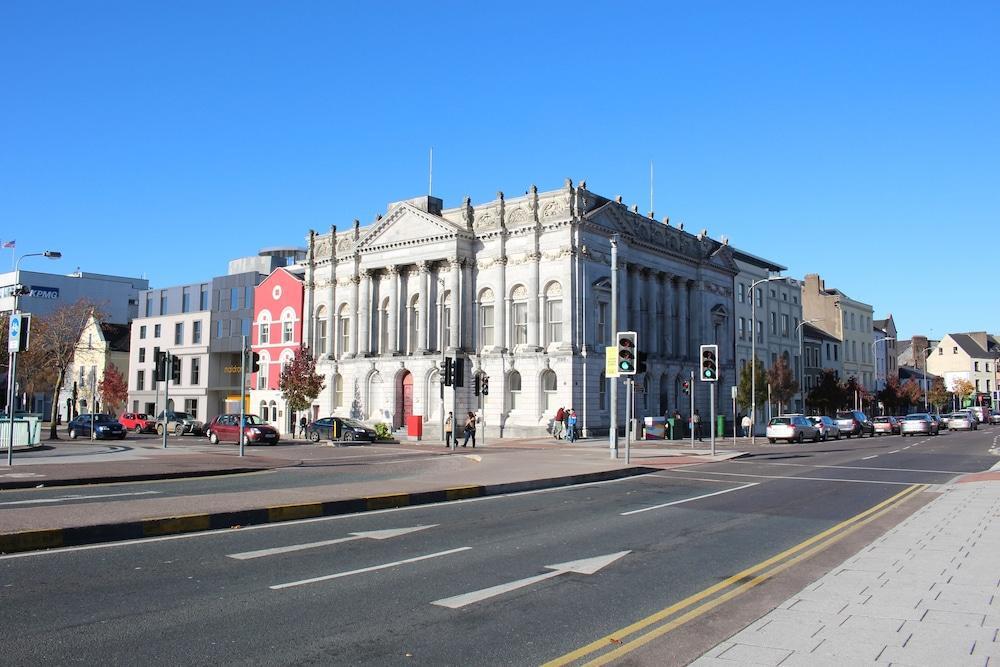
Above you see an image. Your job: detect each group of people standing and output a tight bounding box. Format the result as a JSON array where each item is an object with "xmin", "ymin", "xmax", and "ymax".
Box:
[
  {"xmin": 551, "ymin": 406, "xmax": 578, "ymax": 442},
  {"xmin": 443, "ymin": 411, "xmax": 478, "ymax": 448}
]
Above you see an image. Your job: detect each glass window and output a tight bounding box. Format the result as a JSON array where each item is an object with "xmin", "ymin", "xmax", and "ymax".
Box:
[
  {"xmin": 260, "ymin": 401, "xmax": 268, "ymax": 422},
  {"xmin": 769, "ymin": 288, "xmax": 776, "ymax": 298},
  {"xmin": 260, "ymin": 321, "xmax": 270, "ymax": 344},
  {"xmin": 216, "ymin": 320, "xmax": 224, "ymax": 338},
  {"xmin": 597, "ymin": 302, "xmax": 608, "ymax": 346},
  {"xmin": 242, "ymin": 319, "xmax": 251, "ymax": 337},
  {"xmin": 257, "ymin": 356, "xmax": 269, "ymax": 390},
  {"xmin": 737, "ymin": 283, "xmax": 745, "ymax": 303},
  {"xmin": 154, "ymin": 324, "xmax": 161, "ymax": 338},
  {"xmin": 245, "ymin": 286, "xmax": 253, "ymax": 310},
  {"xmin": 316, "ymin": 317, "xmax": 328, "ymax": 354},
  {"xmin": 480, "ymin": 304, "xmax": 494, "ymax": 347},
  {"xmin": 200, "ymin": 287, "xmax": 209, "ymax": 310},
  {"xmin": 756, "ymin": 287, "xmax": 762, "ymax": 304},
  {"xmin": 769, "ymin": 312, "xmax": 777, "ymax": 335},
  {"xmin": 338, "ymin": 306, "xmax": 350, "ymax": 356},
  {"xmin": 442, "ymin": 304, "xmax": 451, "ymax": 348},
  {"xmin": 192, "ymin": 320, "xmax": 202, "ymax": 344},
  {"xmin": 139, "ymin": 325, "xmax": 147, "ymax": 339},
  {"xmin": 334, "ymin": 374, "xmax": 344, "ymax": 408},
  {"xmin": 174, "ymin": 322, "xmax": 184, "ymax": 345},
  {"xmin": 136, "ymin": 370, "xmax": 145, "ymax": 391},
  {"xmin": 159, "ymin": 291, "xmax": 167, "ymax": 315},
  {"xmin": 546, "ymin": 300, "xmax": 562, "ymax": 343},
  {"xmin": 138, "ymin": 348, "xmax": 146, "ymax": 363},
  {"xmin": 599, "ymin": 373, "xmax": 607, "ymax": 410},
  {"xmin": 512, "ymin": 302, "xmax": 528, "ymax": 345},
  {"xmin": 231, "ymin": 288, "xmax": 239, "ymax": 310},
  {"xmin": 144, "ymin": 297, "xmax": 152, "ymax": 317},
  {"xmin": 508, "ymin": 371, "xmax": 521, "ymax": 410},
  {"xmin": 781, "ymin": 314, "xmax": 789, "ymax": 337},
  {"xmin": 184, "ymin": 398, "xmax": 198, "ymax": 419},
  {"xmin": 756, "ymin": 320, "xmax": 763, "ymax": 339},
  {"xmin": 190, "ymin": 357, "xmax": 200, "ymax": 385},
  {"xmin": 182, "ymin": 288, "xmax": 191, "ymax": 313},
  {"xmin": 542, "ymin": 370, "xmax": 558, "ymax": 412},
  {"xmin": 282, "ymin": 319, "xmax": 293, "ymax": 343}
]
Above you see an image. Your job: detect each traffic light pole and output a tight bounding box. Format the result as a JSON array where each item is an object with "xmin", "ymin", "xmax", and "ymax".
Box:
[
  {"xmin": 689, "ymin": 370, "xmax": 695, "ymax": 448},
  {"xmin": 6, "ymin": 350, "xmax": 17, "ymax": 466},
  {"xmin": 609, "ymin": 235, "xmax": 618, "ymax": 459},
  {"xmin": 239, "ymin": 335, "xmax": 246, "ymax": 457},
  {"xmin": 624, "ymin": 378, "xmax": 633, "ymax": 464},
  {"xmin": 162, "ymin": 353, "xmax": 170, "ymax": 450},
  {"xmin": 710, "ymin": 380, "xmax": 716, "ymax": 457}
]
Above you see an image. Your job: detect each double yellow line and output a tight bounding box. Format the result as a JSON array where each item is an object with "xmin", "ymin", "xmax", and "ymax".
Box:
[{"xmin": 543, "ymin": 483, "xmax": 927, "ymax": 667}]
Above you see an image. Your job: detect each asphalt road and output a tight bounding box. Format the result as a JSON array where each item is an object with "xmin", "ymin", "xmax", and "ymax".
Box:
[{"xmin": 1, "ymin": 427, "xmax": 996, "ymax": 665}]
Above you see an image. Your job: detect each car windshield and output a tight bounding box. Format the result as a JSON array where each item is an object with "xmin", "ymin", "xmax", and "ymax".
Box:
[
  {"xmin": 172, "ymin": 412, "xmax": 191, "ymax": 419},
  {"xmin": 94, "ymin": 414, "xmax": 117, "ymax": 423},
  {"xmin": 769, "ymin": 418, "xmax": 792, "ymax": 425},
  {"xmin": 950, "ymin": 413, "xmax": 968, "ymax": 419},
  {"xmin": 874, "ymin": 417, "xmax": 891, "ymax": 423},
  {"xmin": 808, "ymin": 417, "xmax": 822, "ymax": 423},
  {"xmin": 341, "ymin": 419, "xmax": 367, "ymax": 429},
  {"xmin": 135, "ymin": 414, "xmax": 149, "ymax": 420}
]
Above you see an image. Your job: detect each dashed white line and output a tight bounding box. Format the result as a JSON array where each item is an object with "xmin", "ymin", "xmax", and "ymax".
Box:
[
  {"xmin": 861, "ymin": 455, "xmax": 878, "ymax": 460},
  {"xmin": 0, "ymin": 491, "xmax": 161, "ymax": 506},
  {"xmin": 621, "ymin": 483, "xmax": 759, "ymax": 516},
  {"xmin": 270, "ymin": 547, "xmax": 472, "ymax": 589}
]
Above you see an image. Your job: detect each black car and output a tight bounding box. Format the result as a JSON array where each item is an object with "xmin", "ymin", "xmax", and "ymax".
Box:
[
  {"xmin": 835, "ymin": 410, "xmax": 874, "ymax": 438},
  {"xmin": 68, "ymin": 413, "xmax": 127, "ymax": 440},
  {"xmin": 307, "ymin": 417, "xmax": 377, "ymax": 443}
]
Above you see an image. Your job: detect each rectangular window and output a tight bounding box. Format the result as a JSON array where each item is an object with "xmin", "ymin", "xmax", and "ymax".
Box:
[
  {"xmin": 136, "ymin": 370, "xmax": 145, "ymax": 391},
  {"xmin": 184, "ymin": 398, "xmax": 198, "ymax": 420},
  {"xmin": 139, "ymin": 325, "xmax": 147, "ymax": 339},
  {"xmin": 339, "ymin": 316, "xmax": 350, "ymax": 356},
  {"xmin": 769, "ymin": 288, "xmax": 776, "ymax": 298},
  {"xmin": 192, "ymin": 320, "xmax": 202, "ymax": 344},
  {"xmin": 597, "ymin": 302, "xmax": 608, "ymax": 346},
  {"xmin": 231, "ymin": 287, "xmax": 239, "ymax": 310},
  {"xmin": 442, "ymin": 307, "xmax": 451, "ymax": 348},
  {"xmin": 738, "ymin": 317, "xmax": 745, "ymax": 339},
  {"xmin": 182, "ymin": 288, "xmax": 191, "ymax": 313},
  {"xmin": 737, "ymin": 283, "xmax": 745, "ymax": 303},
  {"xmin": 834, "ymin": 345, "xmax": 839, "ymax": 361},
  {"xmin": 480, "ymin": 304, "xmax": 495, "ymax": 347},
  {"xmin": 139, "ymin": 348, "xmax": 146, "ymax": 363},
  {"xmin": 974, "ymin": 361, "xmax": 980, "ymax": 371},
  {"xmin": 513, "ymin": 302, "xmax": 528, "ymax": 345},
  {"xmin": 154, "ymin": 324, "xmax": 161, "ymax": 338},
  {"xmin": 781, "ymin": 314, "xmax": 789, "ymax": 337},
  {"xmin": 769, "ymin": 312, "xmax": 777, "ymax": 335},
  {"xmin": 975, "ymin": 379, "xmax": 980, "ymax": 392},
  {"xmin": 242, "ymin": 318, "xmax": 251, "ymax": 337},
  {"xmin": 160, "ymin": 291, "xmax": 167, "ymax": 315},
  {"xmin": 200, "ymin": 286, "xmax": 209, "ymax": 310},
  {"xmin": 282, "ymin": 320, "xmax": 293, "ymax": 343},
  {"xmin": 260, "ymin": 322, "xmax": 270, "ymax": 344},
  {"xmin": 756, "ymin": 287, "xmax": 763, "ymax": 304},
  {"xmin": 546, "ymin": 300, "xmax": 562, "ymax": 343},
  {"xmin": 190, "ymin": 357, "xmax": 200, "ymax": 386},
  {"xmin": 216, "ymin": 320, "xmax": 224, "ymax": 338},
  {"xmin": 316, "ymin": 319, "xmax": 328, "ymax": 353},
  {"xmin": 144, "ymin": 297, "xmax": 152, "ymax": 317},
  {"xmin": 245, "ymin": 286, "xmax": 253, "ymax": 310},
  {"xmin": 174, "ymin": 322, "xmax": 184, "ymax": 345},
  {"xmin": 756, "ymin": 320, "xmax": 763, "ymax": 340}
]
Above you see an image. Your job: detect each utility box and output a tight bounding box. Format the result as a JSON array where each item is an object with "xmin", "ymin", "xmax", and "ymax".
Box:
[{"xmin": 407, "ymin": 415, "xmax": 423, "ymax": 440}]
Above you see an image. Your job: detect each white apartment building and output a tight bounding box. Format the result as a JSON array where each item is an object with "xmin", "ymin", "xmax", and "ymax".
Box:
[
  {"xmin": 927, "ymin": 332, "xmax": 998, "ymax": 400},
  {"xmin": 802, "ymin": 274, "xmax": 875, "ymax": 391}
]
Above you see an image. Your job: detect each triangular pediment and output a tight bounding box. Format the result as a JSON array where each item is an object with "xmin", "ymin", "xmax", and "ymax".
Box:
[{"xmin": 358, "ymin": 203, "xmax": 466, "ymax": 250}]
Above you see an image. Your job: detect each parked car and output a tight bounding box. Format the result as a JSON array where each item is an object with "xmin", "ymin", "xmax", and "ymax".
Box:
[
  {"xmin": 306, "ymin": 417, "xmax": 378, "ymax": 443},
  {"xmin": 835, "ymin": 410, "xmax": 874, "ymax": 438},
  {"xmin": 205, "ymin": 414, "xmax": 280, "ymax": 445},
  {"xmin": 991, "ymin": 412, "xmax": 1000, "ymax": 425},
  {"xmin": 68, "ymin": 413, "xmax": 127, "ymax": 440},
  {"xmin": 155, "ymin": 411, "xmax": 205, "ymax": 436},
  {"xmin": 901, "ymin": 413, "xmax": 939, "ymax": 436},
  {"xmin": 766, "ymin": 415, "xmax": 820, "ymax": 444},
  {"xmin": 808, "ymin": 416, "xmax": 841, "ymax": 441},
  {"xmin": 873, "ymin": 416, "xmax": 901, "ymax": 436},
  {"xmin": 946, "ymin": 412, "xmax": 976, "ymax": 431},
  {"xmin": 119, "ymin": 412, "xmax": 156, "ymax": 433},
  {"xmin": 929, "ymin": 414, "xmax": 948, "ymax": 433},
  {"xmin": 970, "ymin": 406, "xmax": 990, "ymax": 425}
]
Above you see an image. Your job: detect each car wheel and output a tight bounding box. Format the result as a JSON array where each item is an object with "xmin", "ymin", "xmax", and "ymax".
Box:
[
  {"xmin": 814, "ymin": 432, "xmax": 821, "ymax": 442},
  {"xmin": 209, "ymin": 431, "xmax": 219, "ymax": 445},
  {"xmin": 310, "ymin": 430, "xmax": 320, "ymax": 443},
  {"xmin": 156, "ymin": 424, "xmax": 163, "ymax": 436},
  {"xmin": 343, "ymin": 431, "xmax": 355, "ymax": 442},
  {"xmin": 133, "ymin": 425, "xmax": 142, "ymax": 433},
  {"xmin": 767, "ymin": 438, "xmax": 775, "ymax": 444},
  {"xmin": 796, "ymin": 432, "xmax": 804, "ymax": 444},
  {"xmin": 822, "ymin": 433, "xmax": 828, "ymax": 442},
  {"xmin": 69, "ymin": 428, "xmax": 78, "ymax": 440}
]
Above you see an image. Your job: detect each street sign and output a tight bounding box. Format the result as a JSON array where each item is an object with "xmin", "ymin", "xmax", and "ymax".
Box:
[
  {"xmin": 605, "ymin": 347, "xmax": 619, "ymax": 377},
  {"xmin": 731, "ymin": 385, "xmax": 738, "ymax": 399},
  {"xmin": 8, "ymin": 313, "xmax": 30, "ymax": 352}
]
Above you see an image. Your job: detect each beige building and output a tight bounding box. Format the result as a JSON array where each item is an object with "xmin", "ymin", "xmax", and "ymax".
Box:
[
  {"xmin": 801, "ymin": 274, "xmax": 875, "ymax": 391},
  {"xmin": 64, "ymin": 314, "xmax": 130, "ymax": 417},
  {"xmin": 927, "ymin": 332, "xmax": 998, "ymax": 399}
]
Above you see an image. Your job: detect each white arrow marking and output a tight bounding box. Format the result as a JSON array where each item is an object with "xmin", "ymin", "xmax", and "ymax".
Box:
[
  {"xmin": 0, "ymin": 490, "xmax": 161, "ymax": 506},
  {"xmin": 228, "ymin": 524, "xmax": 437, "ymax": 560},
  {"xmin": 431, "ymin": 551, "xmax": 631, "ymax": 609},
  {"xmin": 270, "ymin": 546, "xmax": 471, "ymax": 589},
  {"xmin": 620, "ymin": 483, "xmax": 759, "ymax": 515}
]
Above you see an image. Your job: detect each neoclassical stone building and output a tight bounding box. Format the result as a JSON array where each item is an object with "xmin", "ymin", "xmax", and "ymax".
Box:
[{"xmin": 298, "ymin": 180, "xmax": 737, "ymax": 438}]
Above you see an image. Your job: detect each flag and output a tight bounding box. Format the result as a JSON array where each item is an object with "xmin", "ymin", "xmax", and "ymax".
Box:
[{"xmin": 2, "ymin": 240, "xmax": 14, "ymax": 248}]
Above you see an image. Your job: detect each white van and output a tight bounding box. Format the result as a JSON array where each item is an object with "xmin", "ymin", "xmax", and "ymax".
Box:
[{"xmin": 969, "ymin": 405, "xmax": 990, "ymax": 424}]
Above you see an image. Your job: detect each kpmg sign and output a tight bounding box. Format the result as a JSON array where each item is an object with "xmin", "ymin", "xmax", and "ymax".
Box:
[{"xmin": 0, "ymin": 284, "xmax": 60, "ymax": 300}]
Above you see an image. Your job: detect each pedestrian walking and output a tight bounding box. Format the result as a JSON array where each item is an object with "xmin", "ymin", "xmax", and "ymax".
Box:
[
  {"xmin": 462, "ymin": 411, "xmax": 477, "ymax": 448},
  {"xmin": 566, "ymin": 409, "xmax": 578, "ymax": 442},
  {"xmin": 692, "ymin": 411, "xmax": 702, "ymax": 441},
  {"xmin": 298, "ymin": 415, "xmax": 307, "ymax": 438},
  {"xmin": 553, "ymin": 406, "xmax": 566, "ymax": 439},
  {"xmin": 444, "ymin": 411, "xmax": 454, "ymax": 448},
  {"xmin": 741, "ymin": 414, "xmax": 752, "ymax": 438}
]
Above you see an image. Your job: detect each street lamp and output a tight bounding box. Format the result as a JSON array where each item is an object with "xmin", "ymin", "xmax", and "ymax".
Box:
[
  {"xmin": 920, "ymin": 345, "xmax": 935, "ymax": 411},
  {"xmin": 872, "ymin": 337, "xmax": 896, "ymax": 415},
  {"xmin": 750, "ymin": 275, "xmax": 784, "ymax": 444},
  {"xmin": 795, "ymin": 318, "xmax": 823, "ymax": 412},
  {"xmin": 6, "ymin": 249, "xmax": 61, "ymax": 465}
]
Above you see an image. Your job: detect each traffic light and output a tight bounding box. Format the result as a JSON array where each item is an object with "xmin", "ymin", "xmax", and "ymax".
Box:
[
  {"xmin": 443, "ymin": 357, "xmax": 453, "ymax": 386},
  {"xmin": 170, "ymin": 354, "xmax": 181, "ymax": 384},
  {"xmin": 636, "ymin": 351, "xmax": 648, "ymax": 375},
  {"xmin": 250, "ymin": 352, "xmax": 261, "ymax": 374},
  {"xmin": 482, "ymin": 375, "xmax": 489, "ymax": 396},
  {"xmin": 154, "ymin": 350, "xmax": 166, "ymax": 382},
  {"xmin": 682, "ymin": 380, "xmax": 690, "ymax": 395},
  {"xmin": 700, "ymin": 344, "xmax": 719, "ymax": 382},
  {"xmin": 453, "ymin": 357, "xmax": 465, "ymax": 388},
  {"xmin": 616, "ymin": 331, "xmax": 637, "ymax": 375}
]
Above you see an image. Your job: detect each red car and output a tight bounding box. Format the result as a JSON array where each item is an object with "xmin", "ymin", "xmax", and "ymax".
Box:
[
  {"xmin": 205, "ymin": 414, "xmax": 280, "ymax": 445},
  {"xmin": 119, "ymin": 412, "xmax": 157, "ymax": 433},
  {"xmin": 873, "ymin": 416, "xmax": 900, "ymax": 436}
]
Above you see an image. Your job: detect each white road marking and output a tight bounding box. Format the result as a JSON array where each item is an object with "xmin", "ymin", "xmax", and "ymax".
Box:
[
  {"xmin": 650, "ymin": 474, "xmax": 745, "ymax": 484},
  {"xmin": 227, "ymin": 525, "xmax": 436, "ymax": 559},
  {"xmin": 270, "ymin": 547, "xmax": 471, "ymax": 589},
  {"xmin": 724, "ymin": 461, "xmax": 979, "ymax": 475},
  {"xmin": 432, "ymin": 551, "xmax": 630, "ymax": 609},
  {"xmin": 0, "ymin": 491, "xmax": 161, "ymax": 506},
  {"xmin": 621, "ymin": 483, "xmax": 759, "ymax": 516},
  {"xmin": 862, "ymin": 455, "xmax": 878, "ymax": 460},
  {"xmin": 675, "ymin": 469, "xmax": 922, "ymax": 486}
]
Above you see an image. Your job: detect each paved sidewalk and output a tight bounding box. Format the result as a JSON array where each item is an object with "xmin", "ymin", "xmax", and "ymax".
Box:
[{"xmin": 692, "ymin": 474, "xmax": 1000, "ymax": 666}]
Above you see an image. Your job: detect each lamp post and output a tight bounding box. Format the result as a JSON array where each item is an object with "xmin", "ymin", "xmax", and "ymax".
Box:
[
  {"xmin": 920, "ymin": 345, "xmax": 934, "ymax": 411},
  {"xmin": 872, "ymin": 337, "xmax": 896, "ymax": 415},
  {"xmin": 749, "ymin": 276, "xmax": 783, "ymax": 444},
  {"xmin": 795, "ymin": 318, "xmax": 822, "ymax": 413},
  {"xmin": 6, "ymin": 250, "xmax": 61, "ymax": 465}
]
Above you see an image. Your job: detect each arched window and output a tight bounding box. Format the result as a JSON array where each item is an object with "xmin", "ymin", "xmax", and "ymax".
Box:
[
  {"xmin": 510, "ymin": 285, "xmax": 528, "ymax": 345},
  {"xmin": 441, "ymin": 291, "xmax": 452, "ymax": 348},
  {"xmin": 508, "ymin": 371, "xmax": 522, "ymax": 411},
  {"xmin": 279, "ymin": 350, "xmax": 294, "ymax": 384},
  {"xmin": 334, "ymin": 373, "xmax": 344, "ymax": 408},
  {"xmin": 258, "ymin": 310, "xmax": 272, "ymax": 345},
  {"xmin": 257, "ymin": 351, "xmax": 271, "ymax": 390},
  {"xmin": 315, "ymin": 305, "xmax": 328, "ymax": 354},
  {"xmin": 541, "ymin": 370, "xmax": 558, "ymax": 413},
  {"xmin": 479, "ymin": 288, "xmax": 495, "ymax": 348},
  {"xmin": 545, "ymin": 282, "xmax": 562, "ymax": 344},
  {"xmin": 259, "ymin": 401, "xmax": 268, "ymax": 421},
  {"xmin": 269, "ymin": 400, "xmax": 277, "ymax": 423},
  {"xmin": 593, "ymin": 279, "xmax": 611, "ymax": 348},
  {"xmin": 337, "ymin": 303, "xmax": 351, "ymax": 356},
  {"xmin": 408, "ymin": 294, "xmax": 420, "ymax": 354},
  {"xmin": 281, "ymin": 310, "xmax": 294, "ymax": 343}
]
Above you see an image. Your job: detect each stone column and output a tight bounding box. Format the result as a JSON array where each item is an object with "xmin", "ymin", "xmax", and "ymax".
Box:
[
  {"xmin": 618, "ymin": 262, "xmax": 629, "ymax": 333},
  {"xmin": 417, "ymin": 262, "xmax": 430, "ymax": 354},
  {"xmin": 349, "ymin": 273, "xmax": 360, "ymax": 357},
  {"xmin": 650, "ymin": 273, "xmax": 661, "ymax": 356},
  {"xmin": 463, "ymin": 259, "xmax": 474, "ymax": 350},
  {"xmin": 358, "ymin": 270, "xmax": 371, "ymax": 356},
  {"xmin": 387, "ymin": 266, "xmax": 400, "ymax": 355},
  {"xmin": 664, "ymin": 275, "xmax": 675, "ymax": 358},
  {"xmin": 632, "ymin": 267, "xmax": 642, "ymax": 344},
  {"xmin": 528, "ymin": 251, "xmax": 541, "ymax": 349},
  {"xmin": 496, "ymin": 257, "xmax": 508, "ymax": 351},
  {"xmin": 678, "ymin": 280, "xmax": 690, "ymax": 359},
  {"xmin": 449, "ymin": 259, "xmax": 460, "ymax": 351},
  {"xmin": 327, "ymin": 225, "xmax": 337, "ymax": 358}
]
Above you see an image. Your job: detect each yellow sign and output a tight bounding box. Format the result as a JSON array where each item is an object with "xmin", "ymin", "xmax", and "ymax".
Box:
[{"xmin": 605, "ymin": 347, "xmax": 620, "ymax": 377}]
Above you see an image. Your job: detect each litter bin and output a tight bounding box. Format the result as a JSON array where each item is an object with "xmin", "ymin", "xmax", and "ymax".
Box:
[
  {"xmin": 716, "ymin": 415, "xmax": 725, "ymax": 438},
  {"xmin": 407, "ymin": 415, "xmax": 423, "ymax": 441},
  {"xmin": 667, "ymin": 417, "xmax": 675, "ymax": 440}
]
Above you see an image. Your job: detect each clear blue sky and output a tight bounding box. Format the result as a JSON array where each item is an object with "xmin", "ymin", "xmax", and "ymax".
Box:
[{"xmin": 2, "ymin": 1, "xmax": 997, "ymax": 339}]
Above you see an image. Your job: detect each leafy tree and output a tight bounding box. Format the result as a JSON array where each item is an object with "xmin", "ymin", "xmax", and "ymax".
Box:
[
  {"xmin": 898, "ymin": 378, "xmax": 923, "ymax": 411},
  {"xmin": 807, "ymin": 370, "xmax": 845, "ymax": 415},
  {"xmin": 736, "ymin": 359, "xmax": 767, "ymax": 417},
  {"xmin": 876, "ymin": 376, "xmax": 901, "ymax": 415},
  {"xmin": 927, "ymin": 378, "xmax": 951, "ymax": 412},
  {"xmin": 279, "ymin": 346, "xmax": 325, "ymax": 418},
  {"xmin": 951, "ymin": 378, "xmax": 975, "ymax": 407},
  {"xmin": 98, "ymin": 364, "xmax": 128, "ymax": 416},
  {"xmin": 842, "ymin": 376, "xmax": 870, "ymax": 411},
  {"xmin": 766, "ymin": 355, "xmax": 799, "ymax": 415}
]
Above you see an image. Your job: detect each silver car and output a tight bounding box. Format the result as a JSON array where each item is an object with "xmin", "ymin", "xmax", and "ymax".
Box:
[
  {"xmin": 808, "ymin": 416, "xmax": 841, "ymax": 441},
  {"xmin": 946, "ymin": 412, "xmax": 976, "ymax": 431},
  {"xmin": 901, "ymin": 413, "xmax": 939, "ymax": 436},
  {"xmin": 766, "ymin": 415, "xmax": 820, "ymax": 444},
  {"xmin": 156, "ymin": 410, "xmax": 205, "ymax": 436}
]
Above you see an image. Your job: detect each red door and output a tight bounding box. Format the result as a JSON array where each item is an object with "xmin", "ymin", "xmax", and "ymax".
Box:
[{"xmin": 401, "ymin": 372, "xmax": 413, "ymax": 428}]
